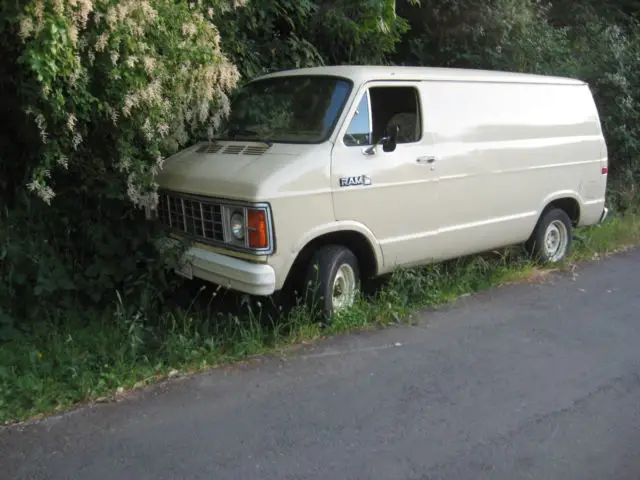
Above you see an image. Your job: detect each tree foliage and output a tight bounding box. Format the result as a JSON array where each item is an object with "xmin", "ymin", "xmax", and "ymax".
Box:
[
  {"xmin": 214, "ymin": 0, "xmax": 415, "ymax": 79},
  {"xmin": 0, "ymin": 0, "xmax": 240, "ymax": 328},
  {"xmin": 14, "ymin": 0, "xmax": 239, "ymax": 207}
]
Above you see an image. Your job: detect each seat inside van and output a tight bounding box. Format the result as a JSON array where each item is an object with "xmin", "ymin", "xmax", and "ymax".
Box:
[{"xmin": 369, "ymin": 86, "xmax": 421, "ymax": 144}]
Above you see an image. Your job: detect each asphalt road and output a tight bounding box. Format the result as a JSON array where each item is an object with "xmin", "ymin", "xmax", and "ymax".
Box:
[{"xmin": 2, "ymin": 249, "xmax": 640, "ymax": 480}]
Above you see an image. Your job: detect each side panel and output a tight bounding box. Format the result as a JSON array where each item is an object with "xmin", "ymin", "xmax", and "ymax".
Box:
[{"xmin": 422, "ymin": 80, "xmax": 606, "ymax": 259}]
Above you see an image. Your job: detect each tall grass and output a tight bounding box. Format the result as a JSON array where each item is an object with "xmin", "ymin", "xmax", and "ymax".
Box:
[{"xmin": 1, "ymin": 210, "xmax": 639, "ymax": 425}]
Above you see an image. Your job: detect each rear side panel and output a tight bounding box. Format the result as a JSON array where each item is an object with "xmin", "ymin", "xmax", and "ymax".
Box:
[
  {"xmin": 421, "ymin": 79, "xmax": 607, "ymax": 258},
  {"xmin": 576, "ymin": 85, "xmax": 608, "ymax": 226}
]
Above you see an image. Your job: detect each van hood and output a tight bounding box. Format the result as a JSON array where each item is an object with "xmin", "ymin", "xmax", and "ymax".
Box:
[{"xmin": 156, "ymin": 141, "xmax": 320, "ymax": 200}]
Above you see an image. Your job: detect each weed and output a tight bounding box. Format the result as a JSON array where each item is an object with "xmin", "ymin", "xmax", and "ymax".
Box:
[{"xmin": 1, "ymin": 211, "xmax": 640, "ymax": 424}]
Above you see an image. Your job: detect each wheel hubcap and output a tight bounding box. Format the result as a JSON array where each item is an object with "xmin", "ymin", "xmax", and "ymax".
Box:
[
  {"xmin": 332, "ymin": 264, "xmax": 357, "ymax": 311},
  {"xmin": 543, "ymin": 220, "xmax": 569, "ymax": 262}
]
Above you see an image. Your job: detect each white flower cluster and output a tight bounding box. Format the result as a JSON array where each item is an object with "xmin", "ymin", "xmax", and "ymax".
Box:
[{"xmin": 19, "ymin": 0, "xmax": 242, "ymax": 207}]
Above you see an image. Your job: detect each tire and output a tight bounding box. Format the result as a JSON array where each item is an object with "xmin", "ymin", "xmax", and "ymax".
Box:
[
  {"xmin": 304, "ymin": 245, "xmax": 360, "ymax": 321},
  {"xmin": 525, "ymin": 208, "xmax": 573, "ymax": 264}
]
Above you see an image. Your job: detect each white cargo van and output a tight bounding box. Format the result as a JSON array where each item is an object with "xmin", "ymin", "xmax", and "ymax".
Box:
[{"xmin": 151, "ymin": 65, "xmax": 609, "ymax": 318}]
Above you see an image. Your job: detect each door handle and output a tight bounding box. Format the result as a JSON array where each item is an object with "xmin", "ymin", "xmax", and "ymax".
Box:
[{"xmin": 416, "ymin": 156, "xmax": 436, "ymax": 165}]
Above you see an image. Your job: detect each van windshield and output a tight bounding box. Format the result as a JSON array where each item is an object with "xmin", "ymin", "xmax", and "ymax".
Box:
[{"xmin": 218, "ymin": 75, "xmax": 353, "ymax": 144}]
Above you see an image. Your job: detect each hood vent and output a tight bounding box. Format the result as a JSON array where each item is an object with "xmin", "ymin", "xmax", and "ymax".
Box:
[
  {"xmin": 243, "ymin": 145, "xmax": 270, "ymax": 155},
  {"xmin": 196, "ymin": 143, "xmax": 223, "ymax": 154},
  {"xmin": 223, "ymin": 145, "xmax": 246, "ymax": 155},
  {"xmin": 196, "ymin": 142, "xmax": 272, "ymax": 156}
]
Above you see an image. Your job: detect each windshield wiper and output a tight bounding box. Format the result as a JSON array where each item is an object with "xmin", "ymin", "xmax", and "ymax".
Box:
[
  {"xmin": 226, "ymin": 128, "xmax": 273, "ymax": 146},
  {"xmin": 228, "ymin": 128, "xmax": 260, "ymax": 137}
]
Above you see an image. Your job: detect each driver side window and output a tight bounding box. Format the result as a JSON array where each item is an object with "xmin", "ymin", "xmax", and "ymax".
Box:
[
  {"xmin": 343, "ymin": 91, "xmax": 372, "ymax": 146},
  {"xmin": 343, "ymin": 86, "xmax": 422, "ymax": 147}
]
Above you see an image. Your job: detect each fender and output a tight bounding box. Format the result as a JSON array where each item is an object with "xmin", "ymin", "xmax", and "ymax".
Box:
[
  {"xmin": 538, "ymin": 190, "xmax": 584, "ymax": 217},
  {"xmin": 292, "ymin": 220, "xmax": 384, "ymax": 269}
]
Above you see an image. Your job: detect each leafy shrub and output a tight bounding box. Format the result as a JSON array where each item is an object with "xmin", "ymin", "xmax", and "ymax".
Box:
[
  {"xmin": 0, "ymin": 0, "xmax": 241, "ymax": 329},
  {"xmin": 558, "ymin": 7, "xmax": 640, "ymax": 179},
  {"xmin": 15, "ymin": 0, "xmax": 239, "ymax": 206}
]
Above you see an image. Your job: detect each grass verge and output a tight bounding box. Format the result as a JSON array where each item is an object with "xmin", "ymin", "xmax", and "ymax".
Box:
[{"xmin": 1, "ymin": 210, "xmax": 640, "ymax": 425}]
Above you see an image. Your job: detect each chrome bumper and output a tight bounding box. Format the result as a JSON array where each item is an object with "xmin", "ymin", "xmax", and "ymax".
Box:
[
  {"xmin": 598, "ymin": 206, "xmax": 609, "ymax": 223},
  {"xmin": 178, "ymin": 246, "xmax": 276, "ymax": 296},
  {"xmin": 155, "ymin": 237, "xmax": 276, "ymax": 296}
]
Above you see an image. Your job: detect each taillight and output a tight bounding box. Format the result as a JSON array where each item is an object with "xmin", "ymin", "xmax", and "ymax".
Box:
[
  {"xmin": 602, "ymin": 167, "xmax": 608, "ymax": 175},
  {"xmin": 247, "ymin": 209, "xmax": 268, "ymax": 249}
]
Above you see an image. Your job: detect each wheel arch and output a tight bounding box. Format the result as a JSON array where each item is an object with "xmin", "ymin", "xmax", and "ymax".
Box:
[
  {"xmin": 283, "ymin": 223, "xmax": 382, "ymax": 293},
  {"xmin": 523, "ymin": 192, "xmax": 582, "ymax": 247},
  {"xmin": 538, "ymin": 192, "xmax": 582, "ymax": 227}
]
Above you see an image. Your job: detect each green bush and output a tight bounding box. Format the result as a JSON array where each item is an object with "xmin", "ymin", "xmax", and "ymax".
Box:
[
  {"xmin": 0, "ymin": 0, "xmax": 240, "ymax": 329},
  {"xmin": 15, "ymin": 0, "xmax": 240, "ymax": 204},
  {"xmin": 559, "ymin": 6, "xmax": 640, "ymax": 179}
]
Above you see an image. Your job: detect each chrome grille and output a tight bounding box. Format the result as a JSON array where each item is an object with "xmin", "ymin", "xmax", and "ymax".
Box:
[{"xmin": 157, "ymin": 191, "xmax": 224, "ymax": 242}]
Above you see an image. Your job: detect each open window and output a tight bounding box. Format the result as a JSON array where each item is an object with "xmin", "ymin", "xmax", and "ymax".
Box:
[{"xmin": 343, "ymin": 85, "xmax": 421, "ymax": 147}]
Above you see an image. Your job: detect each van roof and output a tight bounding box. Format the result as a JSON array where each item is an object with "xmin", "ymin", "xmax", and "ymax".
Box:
[{"xmin": 255, "ymin": 65, "xmax": 585, "ymax": 86}]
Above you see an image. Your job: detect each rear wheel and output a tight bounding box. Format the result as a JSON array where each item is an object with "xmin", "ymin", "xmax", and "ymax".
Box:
[
  {"xmin": 304, "ymin": 245, "xmax": 360, "ymax": 321},
  {"xmin": 525, "ymin": 208, "xmax": 573, "ymax": 263}
]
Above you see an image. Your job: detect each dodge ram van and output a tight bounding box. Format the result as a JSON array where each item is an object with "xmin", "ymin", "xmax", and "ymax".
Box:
[{"xmin": 151, "ymin": 65, "xmax": 609, "ymax": 318}]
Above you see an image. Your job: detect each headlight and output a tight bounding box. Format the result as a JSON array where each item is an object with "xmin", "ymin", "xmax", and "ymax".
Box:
[
  {"xmin": 221, "ymin": 203, "xmax": 273, "ymax": 253},
  {"xmin": 230, "ymin": 211, "xmax": 245, "ymax": 240}
]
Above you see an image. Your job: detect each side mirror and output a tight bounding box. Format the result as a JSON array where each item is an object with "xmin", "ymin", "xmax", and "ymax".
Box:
[
  {"xmin": 362, "ymin": 125, "xmax": 399, "ymax": 156},
  {"xmin": 382, "ymin": 124, "xmax": 398, "ymax": 152}
]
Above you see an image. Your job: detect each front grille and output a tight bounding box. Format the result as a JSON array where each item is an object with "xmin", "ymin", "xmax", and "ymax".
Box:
[{"xmin": 157, "ymin": 191, "xmax": 224, "ymax": 242}]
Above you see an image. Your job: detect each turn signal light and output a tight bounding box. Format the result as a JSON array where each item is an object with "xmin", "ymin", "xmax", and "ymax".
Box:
[{"xmin": 247, "ymin": 209, "xmax": 268, "ymax": 249}]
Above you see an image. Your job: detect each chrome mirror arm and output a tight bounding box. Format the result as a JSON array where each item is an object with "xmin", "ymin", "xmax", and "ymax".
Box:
[{"xmin": 362, "ymin": 136, "xmax": 391, "ymax": 156}]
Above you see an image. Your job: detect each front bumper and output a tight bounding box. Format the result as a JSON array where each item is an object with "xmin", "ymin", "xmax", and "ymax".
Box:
[{"xmin": 175, "ymin": 245, "xmax": 276, "ymax": 296}]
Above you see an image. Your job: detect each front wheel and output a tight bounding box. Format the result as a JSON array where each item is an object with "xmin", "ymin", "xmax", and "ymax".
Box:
[
  {"xmin": 525, "ymin": 208, "xmax": 573, "ymax": 264},
  {"xmin": 304, "ymin": 245, "xmax": 360, "ymax": 321}
]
